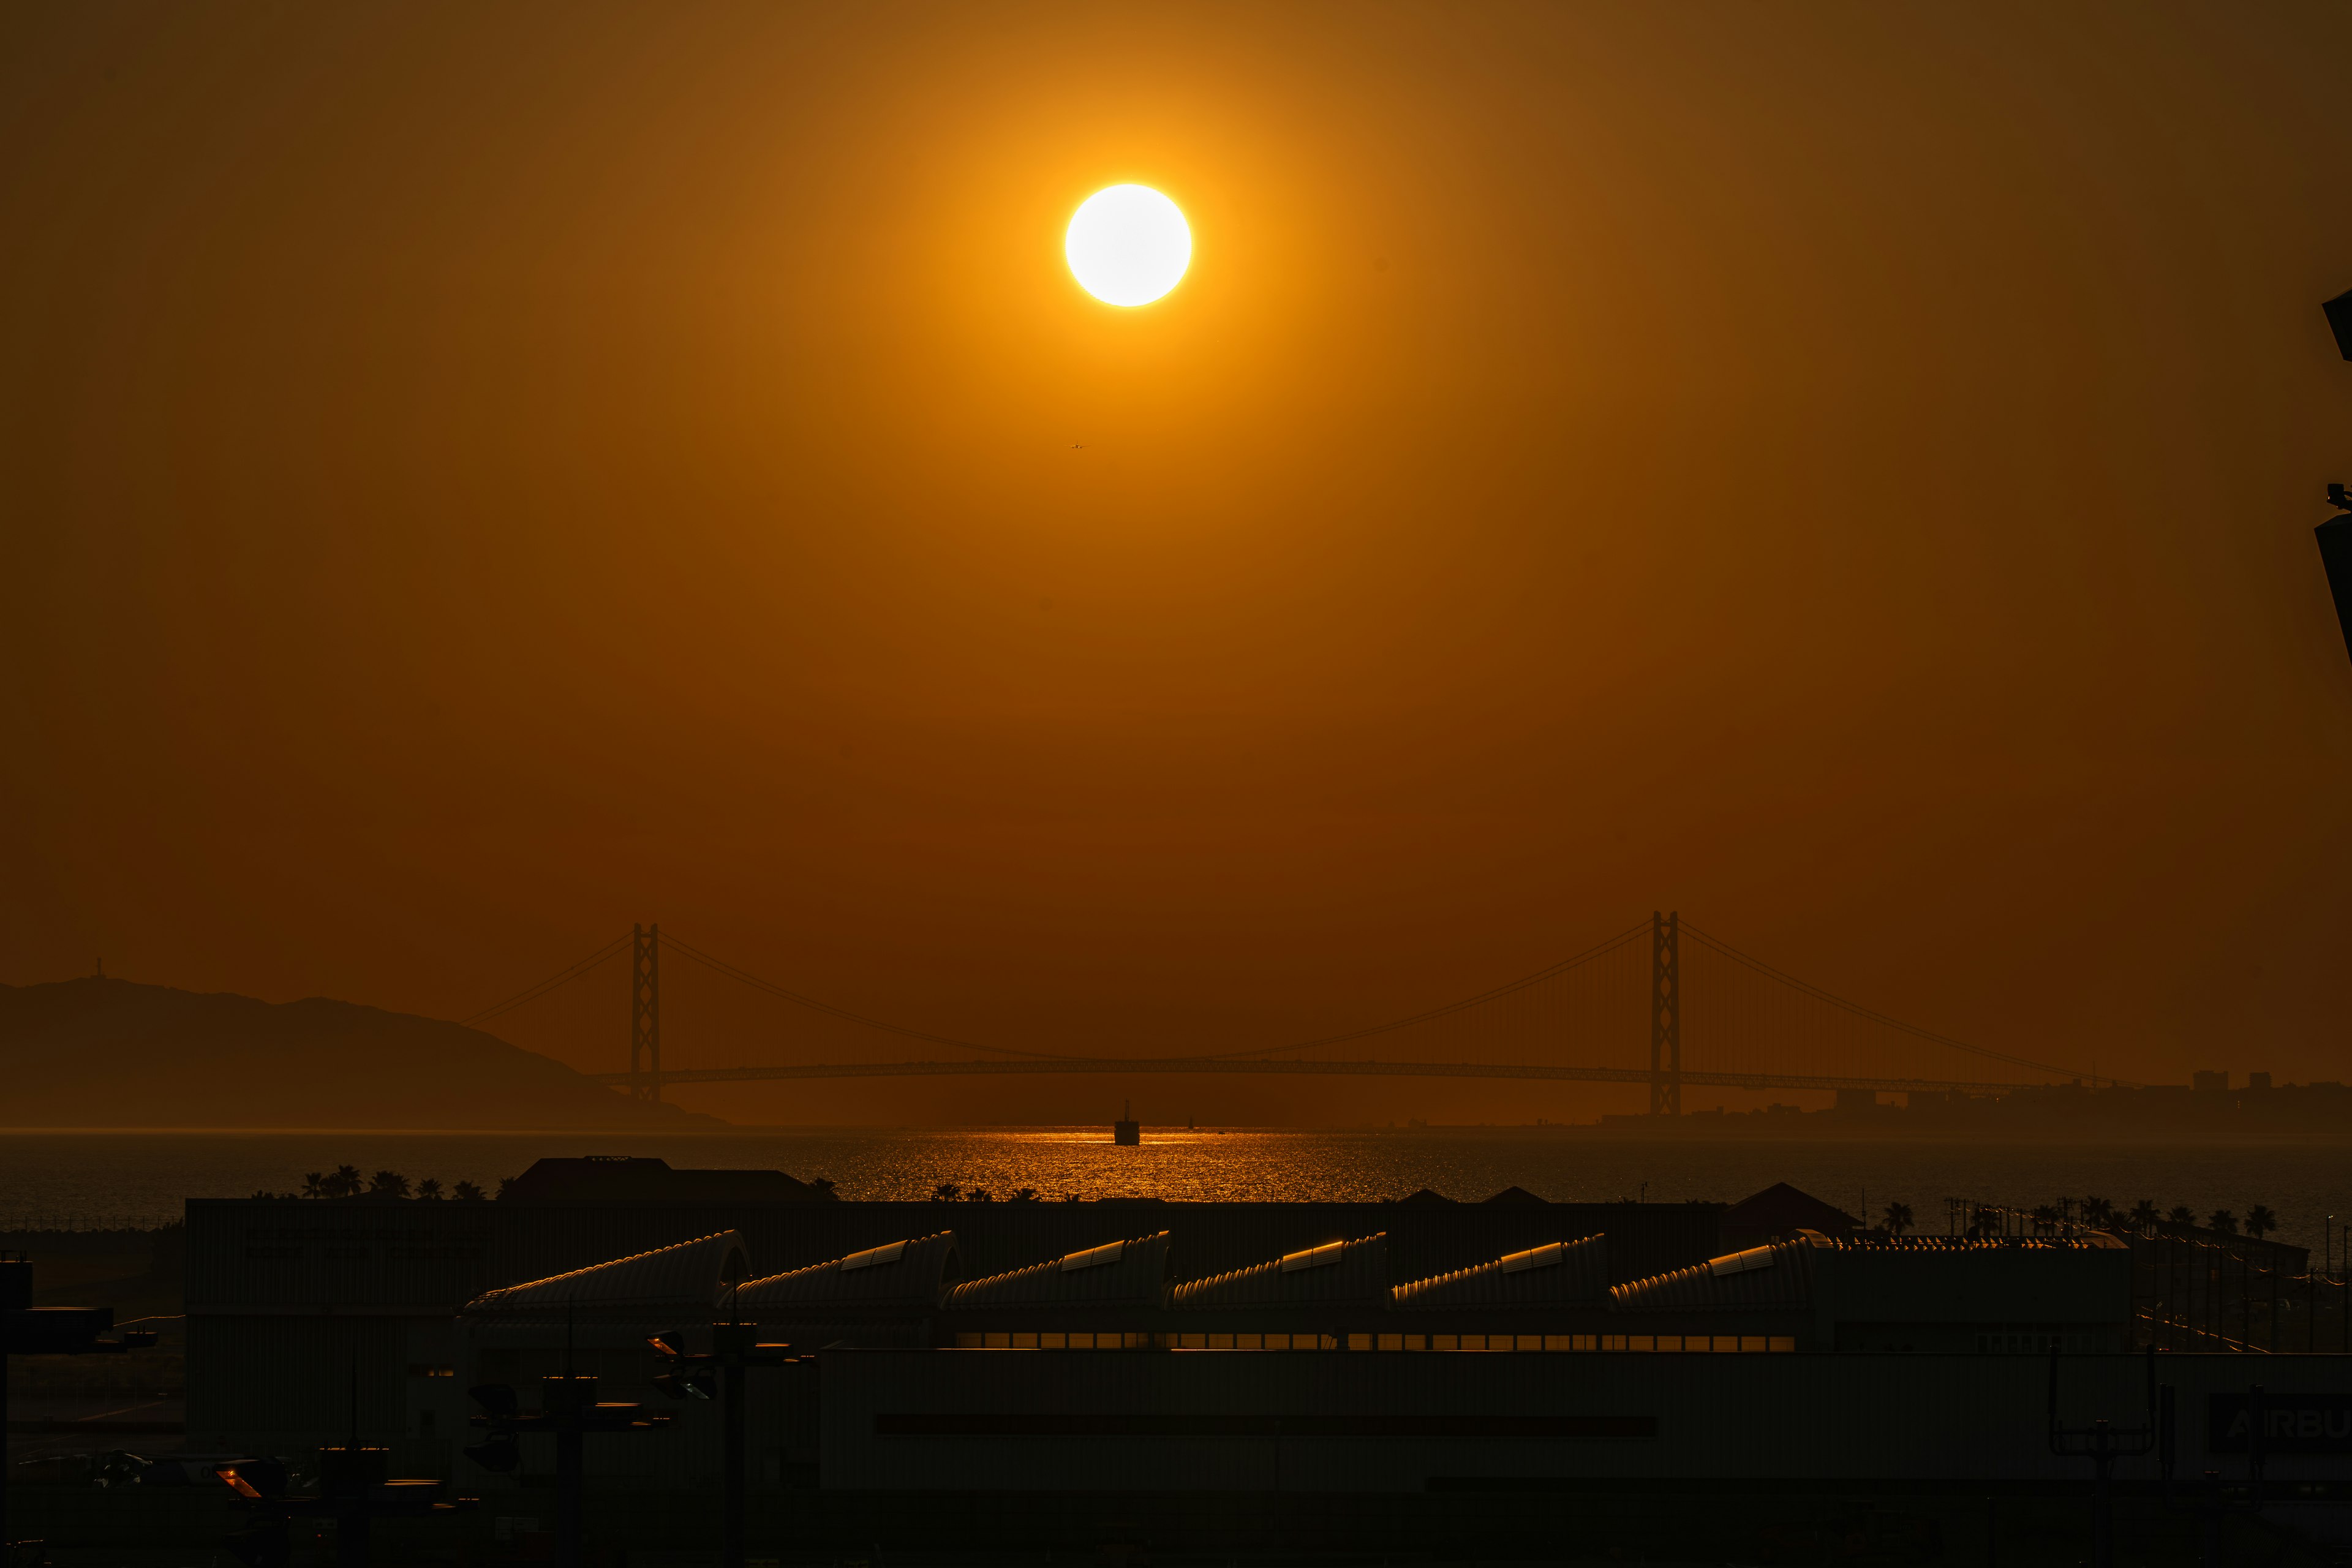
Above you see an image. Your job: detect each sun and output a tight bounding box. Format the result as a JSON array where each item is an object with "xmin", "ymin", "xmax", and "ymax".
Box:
[{"xmin": 1065, "ymin": 185, "xmax": 1191, "ymax": 307}]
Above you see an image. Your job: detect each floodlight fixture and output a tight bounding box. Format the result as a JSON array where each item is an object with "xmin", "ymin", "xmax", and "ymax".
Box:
[
  {"xmin": 2326, "ymin": 289, "xmax": 2352, "ymax": 361},
  {"xmin": 2320, "ymin": 488, "xmax": 2352, "ymax": 667},
  {"xmin": 461, "ymin": 1430, "xmax": 521, "ymax": 1472},
  {"xmin": 2318, "ymin": 292, "xmax": 2352, "ymax": 664},
  {"xmin": 467, "ymin": 1381, "xmax": 518, "ymax": 1419},
  {"xmin": 654, "ymin": 1362, "xmax": 718, "ymax": 1400},
  {"xmin": 464, "ymin": 1376, "xmax": 671, "ymax": 1566},
  {"xmin": 655, "ymin": 1322, "xmax": 796, "ymax": 1568}
]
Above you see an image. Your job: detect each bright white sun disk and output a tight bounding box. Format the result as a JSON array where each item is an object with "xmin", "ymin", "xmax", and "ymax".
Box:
[{"xmin": 1066, "ymin": 185, "xmax": 1190, "ymax": 306}]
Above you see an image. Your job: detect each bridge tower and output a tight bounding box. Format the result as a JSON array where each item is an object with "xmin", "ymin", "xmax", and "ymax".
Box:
[
  {"xmin": 1649, "ymin": 910, "xmax": 1680, "ymax": 1117},
  {"xmin": 630, "ymin": 924, "xmax": 662, "ymax": 1101}
]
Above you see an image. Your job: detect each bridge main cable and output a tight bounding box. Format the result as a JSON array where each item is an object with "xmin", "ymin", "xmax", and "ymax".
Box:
[
  {"xmin": 659, "ymin": 931, "xmax": 1093, "ymax": 1060},
  {"xmin": 565, "ymin": 918, "xmax": 2118, "ymax": 1099}
]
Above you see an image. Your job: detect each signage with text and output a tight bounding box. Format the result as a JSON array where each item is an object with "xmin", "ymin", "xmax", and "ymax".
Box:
[{"xmin": 2208, "ymin": 1393, "xmax": 2352, "ymax": 1453}]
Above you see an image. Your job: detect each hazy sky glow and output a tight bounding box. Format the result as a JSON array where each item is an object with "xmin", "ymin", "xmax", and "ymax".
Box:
[{"xmin": 7, "ymin": 3, "xmax": 2352, "ymax": 1124}]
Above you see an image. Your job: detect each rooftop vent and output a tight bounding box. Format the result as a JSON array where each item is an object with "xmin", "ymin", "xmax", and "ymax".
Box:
[
  {"xmin": 1499, "ymin": 1242, "xmax": 1568, "ymax": 1275},
  {"xmin": 840, "ymin": 1240, "xmax": 907, "ymax": 1273},
  {"xmin": 1706, "ymin": 1245, "xmax": 1780, "ymax": 1278},
  {"xmin": 1060, "ymin": 1240, "xmax": 1127, "ymax": 1273},
  {"xmin": 1280, "ymin": 1240, "xmax": 1348, "ymax": 1273}
]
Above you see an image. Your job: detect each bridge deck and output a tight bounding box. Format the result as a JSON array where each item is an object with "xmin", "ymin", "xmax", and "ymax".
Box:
[{"xmin": 589, "ymin": 1059, "xmax": 2049, "ymax": 1095}]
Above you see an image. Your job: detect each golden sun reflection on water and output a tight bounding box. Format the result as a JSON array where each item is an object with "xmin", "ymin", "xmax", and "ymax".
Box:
[{"xmin": 6, "ymin": 1128, "xmax": 2343, "ymax": 1257}]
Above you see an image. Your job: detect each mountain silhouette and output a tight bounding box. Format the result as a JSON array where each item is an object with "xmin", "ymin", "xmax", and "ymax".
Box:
[{"xmin": 0, "ymin": 977, "xmax": 718, "ymax": 1129}]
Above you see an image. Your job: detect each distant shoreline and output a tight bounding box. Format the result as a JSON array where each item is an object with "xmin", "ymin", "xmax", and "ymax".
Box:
[
  {"xmin": 0, "ymin": 1125, "xmax": 752, "ymax": 1136},
  {"xmin": 2, "ymin": 1122, "xmax": 2348, "ymax": 1147}
]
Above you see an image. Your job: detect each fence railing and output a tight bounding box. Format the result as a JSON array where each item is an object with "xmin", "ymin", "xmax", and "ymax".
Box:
[
  {"xmin": 2132, "ymin": 1231, "xmax": 2347, "ymax": 1354},
  {"xmin": 1937, "ymin": 1198, "xmax": 2337, "ymax": 1354}
]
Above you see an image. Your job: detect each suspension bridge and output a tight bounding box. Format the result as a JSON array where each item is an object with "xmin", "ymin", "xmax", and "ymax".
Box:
[{"xmin": 461, "ymin": 914, "xmax": 2114, "ymax": 1112}]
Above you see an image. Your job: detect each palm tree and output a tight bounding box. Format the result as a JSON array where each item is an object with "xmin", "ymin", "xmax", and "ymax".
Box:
[
  {"xmin": 2081, "ymin": 1197, "xmax": 2116, "ymax": 1230},
  {"xmin": 496, "ymin": 1177, "xmax": 518, "ymax": 1199},
  {"xmin": 2130, "ymin": 1200, "xmax": 2160, "ymax": 1234},
  {"xmin": 451, "ymin": 1180, "xmax": 485, "ymax": 1202},
  {"xmin": 1969, "ymin": 1205, "xmax": 2000, "ymax": 1239},
  {"xmin": 368, "ymin": 1170, "xmax": 410, "ymax": 1199},
  {"xmin": 965, "ymin": 1188, "xmax": 993, "ymax": 1202},
  {"xmin": 415, "ymin": 1178, "xmax": 443, "ymax": 1200},
  {"xmin": 300, "ymin": 1172, "xmax": 325, "ymax": 1200},
  {"xmin": 327, "ymin": 1165, "xmax": 363, "ymax": 1199},
  {"xmin": 1880, "ymin": 1201, "xmax": 1913, "ymax": 1237},
  {"xmin": 2030, "ymin": 1205, "xmax": 2059, "ymax": 1236},
  {"xmin": 2209, "ymin": 1209, "xmax": 2239, "ymax": 1235},
  {"xmin": 931, "ymin": 1182, "xmax": 961, "ymax": 1202},
  {"xmin": 2247, "ymin": 1204, "xmax": 2277, "ymax": 1240},
  {"xmin": 1009, "ymin": 1188, "xmax": 1039, "ymax": 1204},
  {"xmin": 2168, "ymin": 1205, "xmax": 2196, "ymax": 1227}
]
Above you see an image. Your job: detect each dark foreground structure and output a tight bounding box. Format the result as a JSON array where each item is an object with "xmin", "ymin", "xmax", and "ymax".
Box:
[{"xmin": 12, "ymin": 1162, "xmax": 2351, "ymax": 1564}]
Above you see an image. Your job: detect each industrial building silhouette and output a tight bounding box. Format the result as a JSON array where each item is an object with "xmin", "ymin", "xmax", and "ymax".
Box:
[{"xmin": 146, "ymin": 1158, "xmax": 2352, "ymax": 1559}]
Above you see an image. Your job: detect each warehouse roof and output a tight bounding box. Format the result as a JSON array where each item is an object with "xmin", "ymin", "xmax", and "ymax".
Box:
[
  {"xmin": 941, "ymin": 1232, "xmax": 1171, "ymax": 1309},
  {"xmin": 1391, "ymin": 1234, "xmax": 1609, "ymax": 1310},
  {"xmin": 1609, "ymin": 1228, "xmax": 2130, "ymax": 1314},
  {"xmin": 462, "ymin": 1231, "xmax": 750, "ymax": 1319},
  {"xmin": 734, "ymin": 1232, "xmax": 962, "ymax": 1313},
  {"xmin": 1170, "ymin": 1233, "xmax": 1388, "ymax": 1310},
  {"xmin": 1810, "ymin": 1232, "xmax": 2128, "ymax": 1253},
  {"xmin": 1609, "ymin": 1235, "xmax": 1817, "ymax": 1313}
]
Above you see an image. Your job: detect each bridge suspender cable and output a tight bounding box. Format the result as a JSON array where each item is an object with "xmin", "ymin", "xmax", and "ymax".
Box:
[
  {"xmin": 1676, "ymin": 921, "xmax": 2124, "ymax": 1087},
  {"xmin": 658, "ymin": 932, "xmax": 1088, "ymax": 1060},
  {"xmin": 460, "ymin": 935, "xmax": 631, "ymax": 1028},
  {"xmin": 1184, "ymin": 919, "xmax": 1656, "ymax": 1060}
]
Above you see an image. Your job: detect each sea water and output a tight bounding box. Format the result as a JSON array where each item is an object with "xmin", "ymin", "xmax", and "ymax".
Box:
[{"xmin": 2, "ymin": 1127, "xmax": 2349, "ymax": 1257}]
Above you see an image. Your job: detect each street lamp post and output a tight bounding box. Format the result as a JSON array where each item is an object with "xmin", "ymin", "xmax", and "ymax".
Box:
[{"xmin": 649, "ymin": 1316, "xmax": 796, "ymax": 1568}]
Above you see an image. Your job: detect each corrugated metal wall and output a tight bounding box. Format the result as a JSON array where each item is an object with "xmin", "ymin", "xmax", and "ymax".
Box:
[
  {"xmin": 187, "ymin": 1196, "xmax": 1722, "ymax": 1462},
  {"xmin": 187, "ymin": 1201, "xmax": 498, "ymax": 1311},
  {"xmin": 819, "ymin": 1349, "xmax": 2352, "ymax": 1491}
]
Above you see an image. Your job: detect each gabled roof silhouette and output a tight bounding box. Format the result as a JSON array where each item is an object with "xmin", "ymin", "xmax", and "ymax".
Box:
[
  {"xmin": 941, "ymin": 1232, "xmax": 1170, "ymax": 1310},
  {"xmin": 1608, "ymin": 1235, "xmax": 1818, "ymax": 1313},
  {"xmin": 1723, "ymin": 1182, "xmax": 1858, "ymax": 1238},
  {"xmin": 735, "ymin": 1232, "xmax": 962, "ymax": 1314},
  {"xmin": 1395, "ymin": 1188, "xmax": 1456, "ymax": 1207},
  {"xmin": 1480, "ymin": 1186, "xmax": 1550, "ymax": 1207},
  {"xmin": 1392, "ymin": 1234, "xmax": 1609, "ymax": 1310},
  {"xmin": 1172, "ymin": 1234, "xmax": 1388, "ymax": 1310},
  {"xmin": 462, "ymin": 1231, "xmax": 750, "ymax": 1319}
]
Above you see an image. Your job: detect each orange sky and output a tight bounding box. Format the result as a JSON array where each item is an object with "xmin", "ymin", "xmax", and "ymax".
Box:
[{"xmin": 8, "ymin": 3, "xmax": 2352, "ymax": 1125}]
